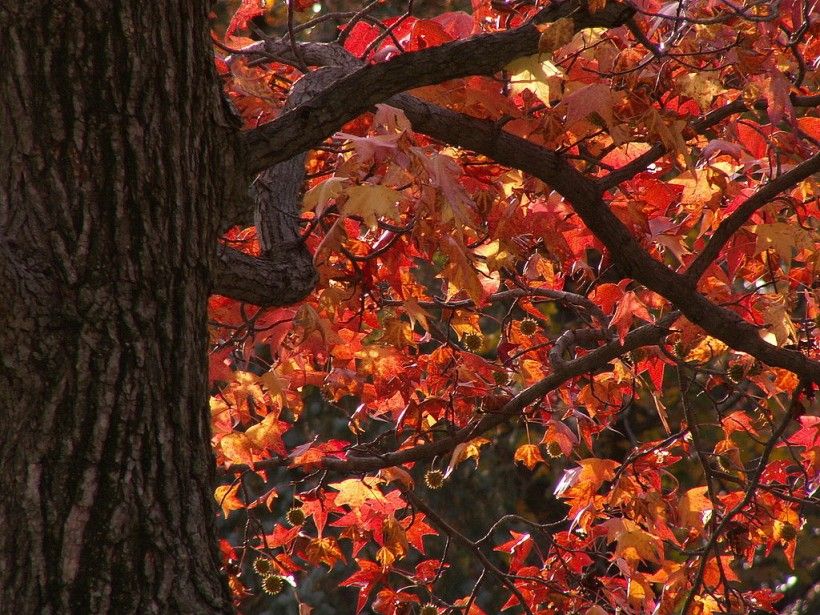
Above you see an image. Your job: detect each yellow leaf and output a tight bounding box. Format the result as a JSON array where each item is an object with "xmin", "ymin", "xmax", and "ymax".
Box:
[
  {"xmin": 555, "ymin": 458, "xmax": 620, "ymax": 501},
  {"xmin": 677, "ymin": 72, "xmax": 722, "ymax": 108},
  {"xmin": 341, "ymin": 184, "xmax": 403, "ymax": 228},
  {"xmin": 505, "ymin": 54, "xmax": 563, "ymax": 103},
  {"xmin": 403, "ymin": 298, "xmax": 430, "ymax": 332},
  {"xmin": 245, "ymin": 413, "xmax": 287, "ymax": 456},
  {"xmin": 679, "ymin": 486, "xmax": 712, "ymax": 530},
  {"xmin": 376, "ymin": 546, "xmax": 396, "ymax": 568},
  {"xmin": 379, "ymin": 316, "xmax": 415, "ymax": 349},
  {"xmin": 669, "ymin": 169, "xmax": 722, "ymax": 206},
  {"xmin": 302, "ymin": 177, "xmax": 347, "ymax": 216},
  {"xmin": 537, "ymin": 17, "xmax": 575, "ymax": 53},
  {"xmin": 445, "ymin": 437, "xmax": 491, "ymax": 477},
  {"xmin": 220, "ymin": 432, "xmax": 254, "ymax": 467},
  {"xmin": 214, "ymin": 483, "xmax": 244, "ymax": 518},
  {"xmin": 439, "ymin": 235, "xmax": 486, "ymax": 304},
  {"xmin": 382, "ymin": 515, "xmax": 409, "ymax": 560},
  {"xmin": 329, "ymin": 476, "xmax": 386, "ymax": 509},
  {"xmin": 562, "ymin": 83, "xmax": 628, "ymax": 144},
  {"xmin": 685, "ymin": 336, "xmax": 728, "ymax": 363},
  {"xmin": 752, "ymin": 222, "xmax": 815, "ymax": 258},
  {"xmin": 514, "ymin": 444, "xmax": 545, "ymax": 470},
  {"xmin": 604, "ymin": 518, "xmax": 664, "ymax": 565},
  {"xmin": 627, "ymin": 574, "xmax": 652, "ymax": 607},
  {"xmin": 645, "ymin": 108, "xmax": 690, "ymax": 168},
  {"xmin": 760, "ymin": 295, "xmax": 797, "ymax": 347},
  {"xmin": 259, "ymin": 366, "xmax": 289, "ymax": 409}
]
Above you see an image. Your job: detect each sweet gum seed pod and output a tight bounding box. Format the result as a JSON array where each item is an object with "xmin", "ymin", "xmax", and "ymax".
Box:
[
  {"xmin": 519, "ymin": 318, "xmax": 538, "ymax": 336},
  {"xmin": 546, "ymin": 441, "xmax": 563, "ymax": 458},
  {"xmin": 261, "ymin": 574, "xmax": 285, "ymax": 595},
  {"xmin": 778, "ymin": 522, "xmax": 798, "ymax": 541},
  {"xmin": 253, "ymin": 557, "xmax": 276, "ymax": 577},
  {"xmin": 424, "ymin": 469, "xmax": 445, "ymax": 490},
  {"xmin": 286, "ymin": 507, "xmax": 306, "ymax": 526},
  {"xmin": 462, "ymin": 332, "xmax": 483, "ymax": 352}
]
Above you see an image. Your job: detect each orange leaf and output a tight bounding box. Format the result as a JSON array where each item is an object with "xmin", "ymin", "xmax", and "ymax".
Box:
[
  {"xmin": 220, "ymin": 432, "xmax": 255, "ymax": 467},
  {"xmin": 679, "ymin": 486, "xmax": 713, "ymax": 531},
  {"xmin": 610, "ymin": 291, "xmax": 652, "ymax": 343},
  {"xmin": 214, "ymin": 483, "xmax": 244, "ymax": 518},
  {"xmin": 514, "ymin": 443, "xmax": 544, "ymax": 470},
  {"xmin": 537, "ymin": 17, "xmax": 575, "ymax": 53},
  {"xmin": 305, "ymin": 536, "xmax": 345, "ymax": 567},
  {"xmin": 378, "ymin": 466, "xmax": 415, "ymax": 489}
]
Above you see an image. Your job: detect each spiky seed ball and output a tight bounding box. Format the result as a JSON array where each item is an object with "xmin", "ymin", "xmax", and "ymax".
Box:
[
  {"xmin": 261, "ymin": 574, "xmax": 285, "ymax": 596},
  {"xmin": 519, "ymin": 318, "xmax": 538, "ymax": 336},
  {"xmin": 420, "ymin": 605, "xmax": 438, "ymax": 615},
  {"xmin": 424, "ymin": 469, "xmax": 445, "ymax": 490},
  {"xmin": 779, "ymin": 522, "xmax": 798, "ymax": 541},
  {"xmin": 253, "ymin": 557, "xmax": 276, "ymax": 577},
  {"xmin": 493, "ymin": 371, "xmax": 510, "ymax": 385},
  {"xmin": 286, "ymin": 507, "xmax": 306, "ymax": 526},
  {"xmin": 727, "ymin": 363, "xmax": 745, "ymax": 384},
  {"xmin": 546, "ymin": 441, "xmax": 563, "ymax": 458},
  {"xmin": 462, "ymin": 332, "xmax": 483, "ymax": 352}
]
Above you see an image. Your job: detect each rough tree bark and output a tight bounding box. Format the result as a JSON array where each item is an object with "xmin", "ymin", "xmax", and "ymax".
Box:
[
  {"xmin": 0, "ymin": 2, "xmax": 236, "ymax": 613},
  {"xmin": 2, "ymin": 0, "xmax": 818, "ymax": 613}
]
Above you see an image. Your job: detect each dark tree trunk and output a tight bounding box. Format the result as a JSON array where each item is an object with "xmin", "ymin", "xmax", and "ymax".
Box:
[{"xmin": 0, "ymin": 2, "xmax": 235, "ymax": 613}]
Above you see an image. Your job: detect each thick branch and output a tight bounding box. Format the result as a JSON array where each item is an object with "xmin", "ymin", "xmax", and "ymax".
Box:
[
  {"xmin": 212, "ymin": 67, "xmax": 353, "ymax": 305},
  {"xmin": 680, "ymin": 381, "xmax": 809, "ymax": 614},
  {"xmin": 213, "ymin": 244, "xmax": 317, "ymax": 306},
  {"xmin": 220, "ymin": 316, "xmax": 674, "ymax": 476},
  {"xmin": 240, "ymin": 1, "xmax": 634, "ymax": 174},
  {"xmin": 387, "ymin": 95, "xmax": 820, "ymax": 382}
]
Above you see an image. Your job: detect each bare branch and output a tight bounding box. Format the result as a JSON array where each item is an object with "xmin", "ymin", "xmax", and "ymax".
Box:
[
  {"xmin": 319, "ymin": 314, "xmax": 677, "ymax": 474},
  {"xmin": 402, "ymin": 488, "xmax": 536, "ymax": 615}
]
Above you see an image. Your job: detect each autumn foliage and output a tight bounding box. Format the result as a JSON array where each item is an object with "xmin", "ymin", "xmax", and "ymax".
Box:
[{"xmin": 209, "ymin": 1, "xmax": 818, "ymax": 613}]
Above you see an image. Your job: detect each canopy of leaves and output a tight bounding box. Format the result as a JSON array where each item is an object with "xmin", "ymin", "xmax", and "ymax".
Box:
[{"xmin": 210, "ymin": 1, "xmax": 818, "ymax": 613}]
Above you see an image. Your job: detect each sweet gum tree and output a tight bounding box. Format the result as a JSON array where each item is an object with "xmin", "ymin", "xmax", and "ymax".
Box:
[{"xmin": 1, "ymin": 0, "xmax": 817, "ymax": 613}]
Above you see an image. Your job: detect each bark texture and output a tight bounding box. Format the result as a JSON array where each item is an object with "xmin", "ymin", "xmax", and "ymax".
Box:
[{"xmin": 0, "ymin": 2, "xmax": 234, "ymax": 613}]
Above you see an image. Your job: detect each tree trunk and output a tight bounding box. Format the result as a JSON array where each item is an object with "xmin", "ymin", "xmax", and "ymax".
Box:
[{"xmin": 0, "ymin": 2, "xmax": 234, "ymax": 612}]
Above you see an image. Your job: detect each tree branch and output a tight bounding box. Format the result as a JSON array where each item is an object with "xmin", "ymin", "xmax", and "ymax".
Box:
[
  {"xmin": 684, "ymin": 151, "xmax": 820, "ymax": 282},
  {"xmin": 221, "ymin": 16, "xmax": 820, "ymax": 380},
  {"xmin": 597, "ymin": 94, "xmax": 820, "ymax": 191},
  {"xmin": 213, "ymin": 243, "xmax": 317, "ymax": 306},
  {"xmin": 239, "ymin": 0, "xmax": 635, "ymax": 175},
  {"xmin": 219, "ymin": 314, "xmax": 676, "ymax": 476},
  {"xmin": 390, "ymin": 95, "xmax": 820, "ymax": 381},
  {"xmin": 402, "ymin": 488, "xmax": 536, "ymax": 615},
  {"xmin": 318, "ymin": 315, "xmax": 677, "ymax": 474},
  {"xmin": 679, "ymin": 380, "xmax": 809, "ymax": 614}
]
